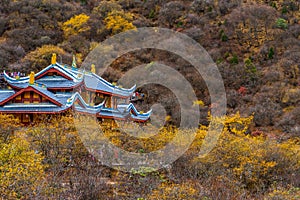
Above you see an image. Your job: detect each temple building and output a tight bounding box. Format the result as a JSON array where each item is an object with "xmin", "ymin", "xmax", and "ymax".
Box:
[{"xmin": 0, "ymin": 54, "xmax": 151, "ymax": 124}]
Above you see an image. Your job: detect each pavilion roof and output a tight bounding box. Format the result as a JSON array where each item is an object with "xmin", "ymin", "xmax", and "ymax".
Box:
[
  {"xmin": 0, "ymin": 88, "xmax": 150, "ymax": 121},
  {"xmin": 0, "ymin": 85, "xmax": 63, "ymax": 106},
  {"xmin": 0, "ymin": 90, "xmax": 15, "ymax": 102},
  {"xmin": 84, "ymin": 73, "xmax": 136, "ymax": 97},
  {"xmin": 117, "ymin": 103, "xmax": 152, "ymax": 121},
  {"xmin": 0, "ymin": 103, "xmax": 69, "ymax": 113},
  {"xmin": 4, "ymin": 62, "xmax": 135, "ymax": 97},
  {"xmin": 0, "ymin": 60, "xmax": 150, "ymax": 121}
]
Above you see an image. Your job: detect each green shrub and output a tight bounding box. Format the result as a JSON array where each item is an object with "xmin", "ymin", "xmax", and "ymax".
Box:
[
  {"xmin": 276, "ymin": 18, "xmax": 288, "ymax": 29},
  {"xmin": 230, "ymin": 54, "xmax": 239, "ymax": 65},
  {"xmin": 148, "ymin": 9, "xmax": 156, "ymax": 18},
  {"xmin": 268, "ymin": 47, "xmax": 275, "ymax": 59},
  {"xmin": 219, "ymin": 29, "xmax": 228, "ymax": 42},
  {"xmin": 281, "ymin": 6, "xmax": 288, "ymax": 14}
]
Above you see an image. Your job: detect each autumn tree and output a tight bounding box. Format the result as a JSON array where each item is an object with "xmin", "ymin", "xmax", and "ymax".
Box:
[
  {"xmin": 171, "ymin": 113, "xmax": 300, "ymax": 196},
  {"xmin": 104, "ymin": 10, "xmax": 136, "ymax": 34},
  {"xmin": 0, "ymin": 115, "xmax": 45, "ymax": 199},
  {"xmin": 0, "ymin": 114, "xmax": 20, "ymax": 143},
  {"xmin": 148, "ymin": 181, "xmax": 202, "ymax": 199},
  {"xmin": 0, "ymin": 136, "xmax": 45, "ymax": 199},
  {"xmin": 92, "ymin": 0, "xmax": 122, "ymax": 19},
  {"xmin": 21, "ymin": 44, "xmax": 70, "ymax": 72},
  {"xmin": 226, "ymin": 4, "xmax": 277, "ymax": 49},
  {"xmin": 23, "ymin": 115, "xmax": 117, "ymax": 199},
  {"xmin": 26, "ymin": 116, "xmax": 85, "ymax": 168},
  {"xmin": 61, "ymin": 13, "xmax": 91, "ymax": 38}
]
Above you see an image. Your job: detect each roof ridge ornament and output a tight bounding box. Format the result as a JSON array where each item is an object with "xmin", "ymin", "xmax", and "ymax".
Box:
[
  {"xmin": 51, "ymin": 53, "xmax": 56, "ymax": 65},
  {"xmin": 29, "ymin": 71, "xmax": 35, "ymax": 85},
  {"xmin": 91, "ymin": 64, "xmax": 96, "ymax": 74}
]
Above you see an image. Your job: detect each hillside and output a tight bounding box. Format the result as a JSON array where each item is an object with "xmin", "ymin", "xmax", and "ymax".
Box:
[
  {"xmin": 1, "ymin": 0, "xmax": 299, "ymax": 137},
  {"xmin": 0, "ymin": 0, "xmax": 299, "ymax": 199}
]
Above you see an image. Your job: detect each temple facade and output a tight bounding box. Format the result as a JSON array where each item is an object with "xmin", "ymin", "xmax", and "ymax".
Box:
[{"xmin": 0, "ymin": 54, "xmax": 151, "ymax": 124}]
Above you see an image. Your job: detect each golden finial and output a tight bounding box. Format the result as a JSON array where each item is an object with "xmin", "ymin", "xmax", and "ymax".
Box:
[
  {"xmin": 29, "ymin": 71, "xmax": 35, "ymax": 85},
  {"xmin": 51, "ymin": 53, "xmax": 57, "ymax": 64},
  {"xmin": 91, "ymin": 64, "xmax": 96, "ymax": 74}
]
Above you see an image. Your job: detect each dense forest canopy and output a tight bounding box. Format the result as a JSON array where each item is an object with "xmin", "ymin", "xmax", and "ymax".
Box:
[
  {"xmin": 0, "ymin": 0, "xmax": 299, "ymax": 134},
  {"xmin": 0, "ymin": 0, "xmax": 299, "ymax": 199}
]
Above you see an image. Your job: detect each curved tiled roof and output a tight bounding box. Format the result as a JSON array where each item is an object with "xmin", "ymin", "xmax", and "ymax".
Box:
[
  {"xmin": 0, "ymin": 61, "xmax": 151, "ymax": 122},
  {"xmin": 117, "ymin": 103, "xmax": 152, "ymax": 121},
  {"xmin": 3, "ymin": 63, "xmax": 83, "ymax": 89},
  {"xmin": 84, "ymin": 73, "xmax": 136, "ymax": 97},
  {"xmin": 4, "ymin": 63, "xmax": 135, "ymax": 97},
  {"xmin": 0, "ymin": 90, "xmax": 15, "ymax": 102},
  {"xmin": 66, "ymin": 92, "xmax": 104, "ymax": 114}
]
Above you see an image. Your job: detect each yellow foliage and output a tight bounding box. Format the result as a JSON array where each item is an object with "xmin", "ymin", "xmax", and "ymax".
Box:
[
  {"xmin": 193, "ymin": 100, "xmax": 205, "ymax": 106},
  {"xmin": 148, "ymin": 181, "xmax": 201, "ymax": 199},
  {"xmin": 104, "ymin": 10, "xmax": 136, "ymax": 34},
  {"xmin": 61, "ymin": 13, "xmax": 90, "ymax": 38},
  {"xmin": 184, "ymin": 112, "xmax": 300, "ymax": 193},
  {"xmin": 0, "ymin": 114, "xmax": 20, "ymax": 143},
  {"xmin": 165, "ymin": 115, "xmax": 171, "ymax": 121},
  {"xmin": 100, "ymin": 124, "xmax": 177, "ymax": 152},
  {"xmin": 208, "ymin": 111, "xmax": 254, "ymax": 135},
  {"xmin": 0, "ymin": 114, "xmax": 20, "ymax": 129},
  {"xmin": 26, "ymin": 116, "xmax": 85, "ymax": 169},
  {"xmin": 92, "ymin": 0, "xmax": 122, "ymax": 18},
  {"xmin": 89, "ymin": 41, "xmax": 99, "ymax": 51},
  {"xmin": 23, "ymin": 45, "xmax": 66, "ymax": 70},
  {"xmin": 193, "ymin": 130, "xmax": 299, "ymax": 192},
  {"xmin": 266, "ymin": 187, "xmax": 300, "ymax": 200},
  {"xmin": 0, "ymin": 134, "xmax": 45, "ymax": 199},
  {"xmin": 0, "ymin": 112, "xmax": 298, "ymax": 198},
  {"xmin": 24, "ymin": 45, "xmax": 65, "ymax": 61}
]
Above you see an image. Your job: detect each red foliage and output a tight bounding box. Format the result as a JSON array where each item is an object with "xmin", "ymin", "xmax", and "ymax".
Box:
[{"xmin": 238, "ymin": 86, "xmax": 247, "ymax": 96}]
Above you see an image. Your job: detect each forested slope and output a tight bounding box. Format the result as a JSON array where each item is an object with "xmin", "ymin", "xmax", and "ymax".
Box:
[
  {"xmin": 0, "ymin": 1, "xmax": 299, "ymax": 199},
  {"xmin": 1, "ymin": 0, "xmax": 299, "ymax": 136}
]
